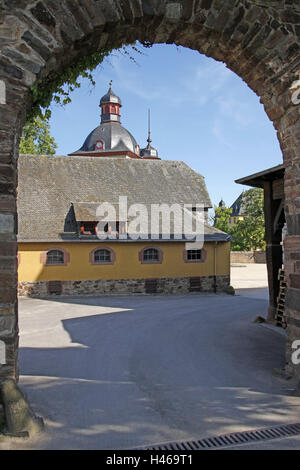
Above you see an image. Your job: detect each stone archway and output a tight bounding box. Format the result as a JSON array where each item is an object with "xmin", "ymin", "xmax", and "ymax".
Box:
[{"xmin": 0, "ymin": 0, "xmax": 300, "ymax": 386}]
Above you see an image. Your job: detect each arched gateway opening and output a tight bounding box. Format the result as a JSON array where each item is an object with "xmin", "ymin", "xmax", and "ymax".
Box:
[{"xmin": 0, "ymin": 0, "xmax": 300, "ymax": 407}]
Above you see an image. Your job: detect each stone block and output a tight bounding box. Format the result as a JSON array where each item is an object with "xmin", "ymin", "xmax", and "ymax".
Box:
[
  {"xmin": 290, "ymin": 273, "xmax": 300, "ymax": 289},
  {"xmin": 0, "ymin": 287, "xmax": 17, "ymax": 304},
  {"xmin": 30, "ymin": 2, "xmax": 56, "ymax": 29},
  {"xmin": 0, "ymin": 315, "xmax": 15, "ymax": 337},
  {"xmin": 21, "ymin": 31, "xmax": 52, "ymax": 61},
  {"xmin": 0, "ymin": 214, "xmax": 14, "ymax": 233}
]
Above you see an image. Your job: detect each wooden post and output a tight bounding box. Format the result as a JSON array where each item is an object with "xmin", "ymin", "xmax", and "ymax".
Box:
[{"xmin": 264, "ymin": 180, "xmax": 283, "ymax": 323}]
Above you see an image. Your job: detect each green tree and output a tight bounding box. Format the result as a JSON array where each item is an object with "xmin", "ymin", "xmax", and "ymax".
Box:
[
  {"xmin": 213, "ymin": 205, "xmax": 232, "ymax": 232},
  {"xmin": 30, "ymin": 43, "xmax": 146, "ymax": 120},
  {"xmin": 229, "ymin": 221, "xmax": 250, "ymax": 251},
  {"xmin": 238, "ymin": 188, "xmax": 266, "ymax": 250},
  {"xmin": 213, "ymin": 189, "xmax": 265, "ymax": 251},
  {"xmin": 19, "ymin": 116, "xmax": 57, "ymax": 155}
]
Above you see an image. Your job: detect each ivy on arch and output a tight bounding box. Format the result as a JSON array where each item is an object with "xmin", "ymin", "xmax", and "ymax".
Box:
[{"xmin": 28, "ymin": 42, "xmax": 148, "ymax": 122}]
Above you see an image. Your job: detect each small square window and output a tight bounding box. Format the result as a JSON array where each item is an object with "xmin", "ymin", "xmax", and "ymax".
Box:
[{"xmin": 187, "ymin": 249, "xmax": 202, "ymax": 260}]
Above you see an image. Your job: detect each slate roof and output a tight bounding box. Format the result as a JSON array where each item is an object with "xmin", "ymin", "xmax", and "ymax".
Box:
[
  {"xmin": 100, "ymin": 85, "xmax": 122, "ymax": 105},
  {"xmin": 230, "ymin": 193, "xmax": 246, "ymax": 217},
  {"xmin": 17, "ymin": 154, "xmax": 229, "ymax": 242},
  {"xmin": 69, "ymin": 122, "xmax": 138, "ymax": 155}
]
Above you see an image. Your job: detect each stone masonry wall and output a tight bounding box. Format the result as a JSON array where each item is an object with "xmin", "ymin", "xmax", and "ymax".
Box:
[
  {"xmin": 18, "ymin": 275, "xmax": 230, "ymax": 297},
  {"xmin": 0, "ymin": 1, "xmax": 300, "ymax": 384},
  {"xmin": 231, "ymin": 251, "xmax": 266, "ymax": 264}
]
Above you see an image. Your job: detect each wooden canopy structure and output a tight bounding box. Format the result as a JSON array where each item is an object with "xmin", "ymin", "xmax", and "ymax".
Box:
[{"xmin": 236, "ymin": 164, "xmax": 285, "ymax": 323}]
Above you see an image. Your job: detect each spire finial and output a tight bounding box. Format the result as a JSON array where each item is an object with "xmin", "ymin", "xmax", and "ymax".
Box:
[
  {"xmin": 109, "ymin": 79, "xmax": 113, "ymax": 88},
  {"xmin": 140, "ymin": 109, "xmax": 159, "ymax": 158},
  {"xmin": 147, "ymin": 108, "xmax": 152, "ymax": 148}
]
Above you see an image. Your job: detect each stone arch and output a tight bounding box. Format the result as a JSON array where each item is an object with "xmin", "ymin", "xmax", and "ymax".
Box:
[{"xmin": 0, "ymin": 0, "xmax": 300, "ymax": 384}]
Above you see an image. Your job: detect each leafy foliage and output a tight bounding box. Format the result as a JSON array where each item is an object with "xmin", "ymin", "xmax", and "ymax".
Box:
[
  {"xmin": 214, "ymin": 188, "xmax": 265, "ymax": 251},
  {"xmin": 236, "ymin": 188, "xmax": 265, "ymax": 251},
  {"xmin": 29, "ymin": 43, "xmax": 144, "ymax": 121},
  {"xmin": 19, "ymin": 116, "xmax": 58, "ymax": 155},
  {"xmin": 21, "ymin": 43, "xmax": 147, "ymax": 155},
  {"xmin": 21, "ymin": 43, "xmax": 149, "ymax": 155},
  {"xmin": 213, "ymin": 206, "xmax": 232, "ymax": 232}
]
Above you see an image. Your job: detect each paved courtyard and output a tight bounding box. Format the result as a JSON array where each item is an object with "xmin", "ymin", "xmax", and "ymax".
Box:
[{"xmin": 1, "ymin": 264, "xmax": 300, "ymax": 450}]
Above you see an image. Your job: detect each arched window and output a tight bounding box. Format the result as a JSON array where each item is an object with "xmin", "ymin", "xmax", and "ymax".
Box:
[
  {"xmin": 143, "ymin": 248, "xmax": 159, "ymax": 261},
  {"xmin": 89, "ymin": 247, "xmax": 115, "ymax": 265},
  {"xmin": 139, "ymin": 247, "xmax": 163, "ymax": 264},
  {"xmin": 40, "ymin": 248, "xmax": 70, "ymax": 266},
  {"xmin": 46, "ymin": 250, "xmax": 64, "ymax": 265},
  {"xmin": 94, "ymin": 249, "xmax": 111, "ymax": 263}
]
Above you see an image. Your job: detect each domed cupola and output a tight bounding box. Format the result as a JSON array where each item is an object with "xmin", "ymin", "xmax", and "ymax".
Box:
[
  {"xmin": 100, "ymin": 82, "xmax": 122, "ymax": 105},
  {"xmin": 140, "ymin": 110, "xmax": 159, "ymax": 159},
  {"xmin": 68, "ymin": 82, "xmax": 141, "ymax": 158},
  {"xmin": 100, "ymin": 81, "xmax": 122, "ymax": 124}
]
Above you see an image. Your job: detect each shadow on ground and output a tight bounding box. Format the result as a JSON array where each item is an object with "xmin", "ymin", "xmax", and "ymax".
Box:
[{"xmin": 7, "ymin": 293, "xmax": 298, "ymax": 449}]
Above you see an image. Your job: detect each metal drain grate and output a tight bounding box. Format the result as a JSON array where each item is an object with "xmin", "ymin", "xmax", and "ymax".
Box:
[{"xmin": 142, "ymin": 423, "xmax": 300, "ymax": 450}]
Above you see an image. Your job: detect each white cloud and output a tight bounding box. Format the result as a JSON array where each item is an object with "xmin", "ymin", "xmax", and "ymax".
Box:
[
  {"xmin": 97, "ymin": 51, "xmax": 241, "ymax": 113},
  {"xmin": 216, "ymin": 95, "xmax": 253, "ymax": 128},
  {"xmin": 99, "ymin": 54, "xmax": 184, "ymax": 106},
  {"xmin": 211, "ymin": 118, "xmax": 235, "ymax": 150},
  {"xmin": 97, "ymin": 49, "xmax": 257, "ymax": 132},
  {"xmin": 180, "ymin": 59, "xmax": 233, "ymax": 105}
]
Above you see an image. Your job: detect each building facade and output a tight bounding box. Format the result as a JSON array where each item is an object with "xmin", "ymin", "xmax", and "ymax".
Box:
[
  {"xmin": 228, "ymin": 194, "xmax": 246, "ymax": 226},
  {"xmin": 17, "ymin": 85, "xmax": 231, "ymax": 297}
]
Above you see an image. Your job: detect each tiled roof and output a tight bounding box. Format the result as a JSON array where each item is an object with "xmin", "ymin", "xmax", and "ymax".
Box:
[
  {"xmin": 230, "ymin": 193, "xmax": 246, "ymax": 217},
  {"xmin": 17, "ymin": 154, "xmax": 229, "ymax": 242}
]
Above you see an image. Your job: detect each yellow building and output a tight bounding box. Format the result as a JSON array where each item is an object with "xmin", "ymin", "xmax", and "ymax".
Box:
[{"xmin": 18, "ymin": 85, "xmax": 230, "ymax": 296}]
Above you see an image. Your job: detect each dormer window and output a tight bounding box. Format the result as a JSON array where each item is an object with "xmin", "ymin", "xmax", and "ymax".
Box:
[
  {"xmin": 80, "ymin": 222, "xmax": 97, "ymax": 235},
  {"xmin": 80, "ymin": 220, "xmax": 126, "ymax": 238},
  {"xmin": 97, "ymin": 221, "xmax": 126, "ymax": 238}
]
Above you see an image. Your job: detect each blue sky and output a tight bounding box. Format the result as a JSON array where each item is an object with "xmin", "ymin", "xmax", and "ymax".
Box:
[{"xmin": 49, "ymin": 43, "xmax": 282, "ymax": 209}]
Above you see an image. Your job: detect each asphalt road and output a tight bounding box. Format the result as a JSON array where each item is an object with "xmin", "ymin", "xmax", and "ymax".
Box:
[{"xmin": 1, "ymin": 272, "xmax": 300, "ymax": 450}]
